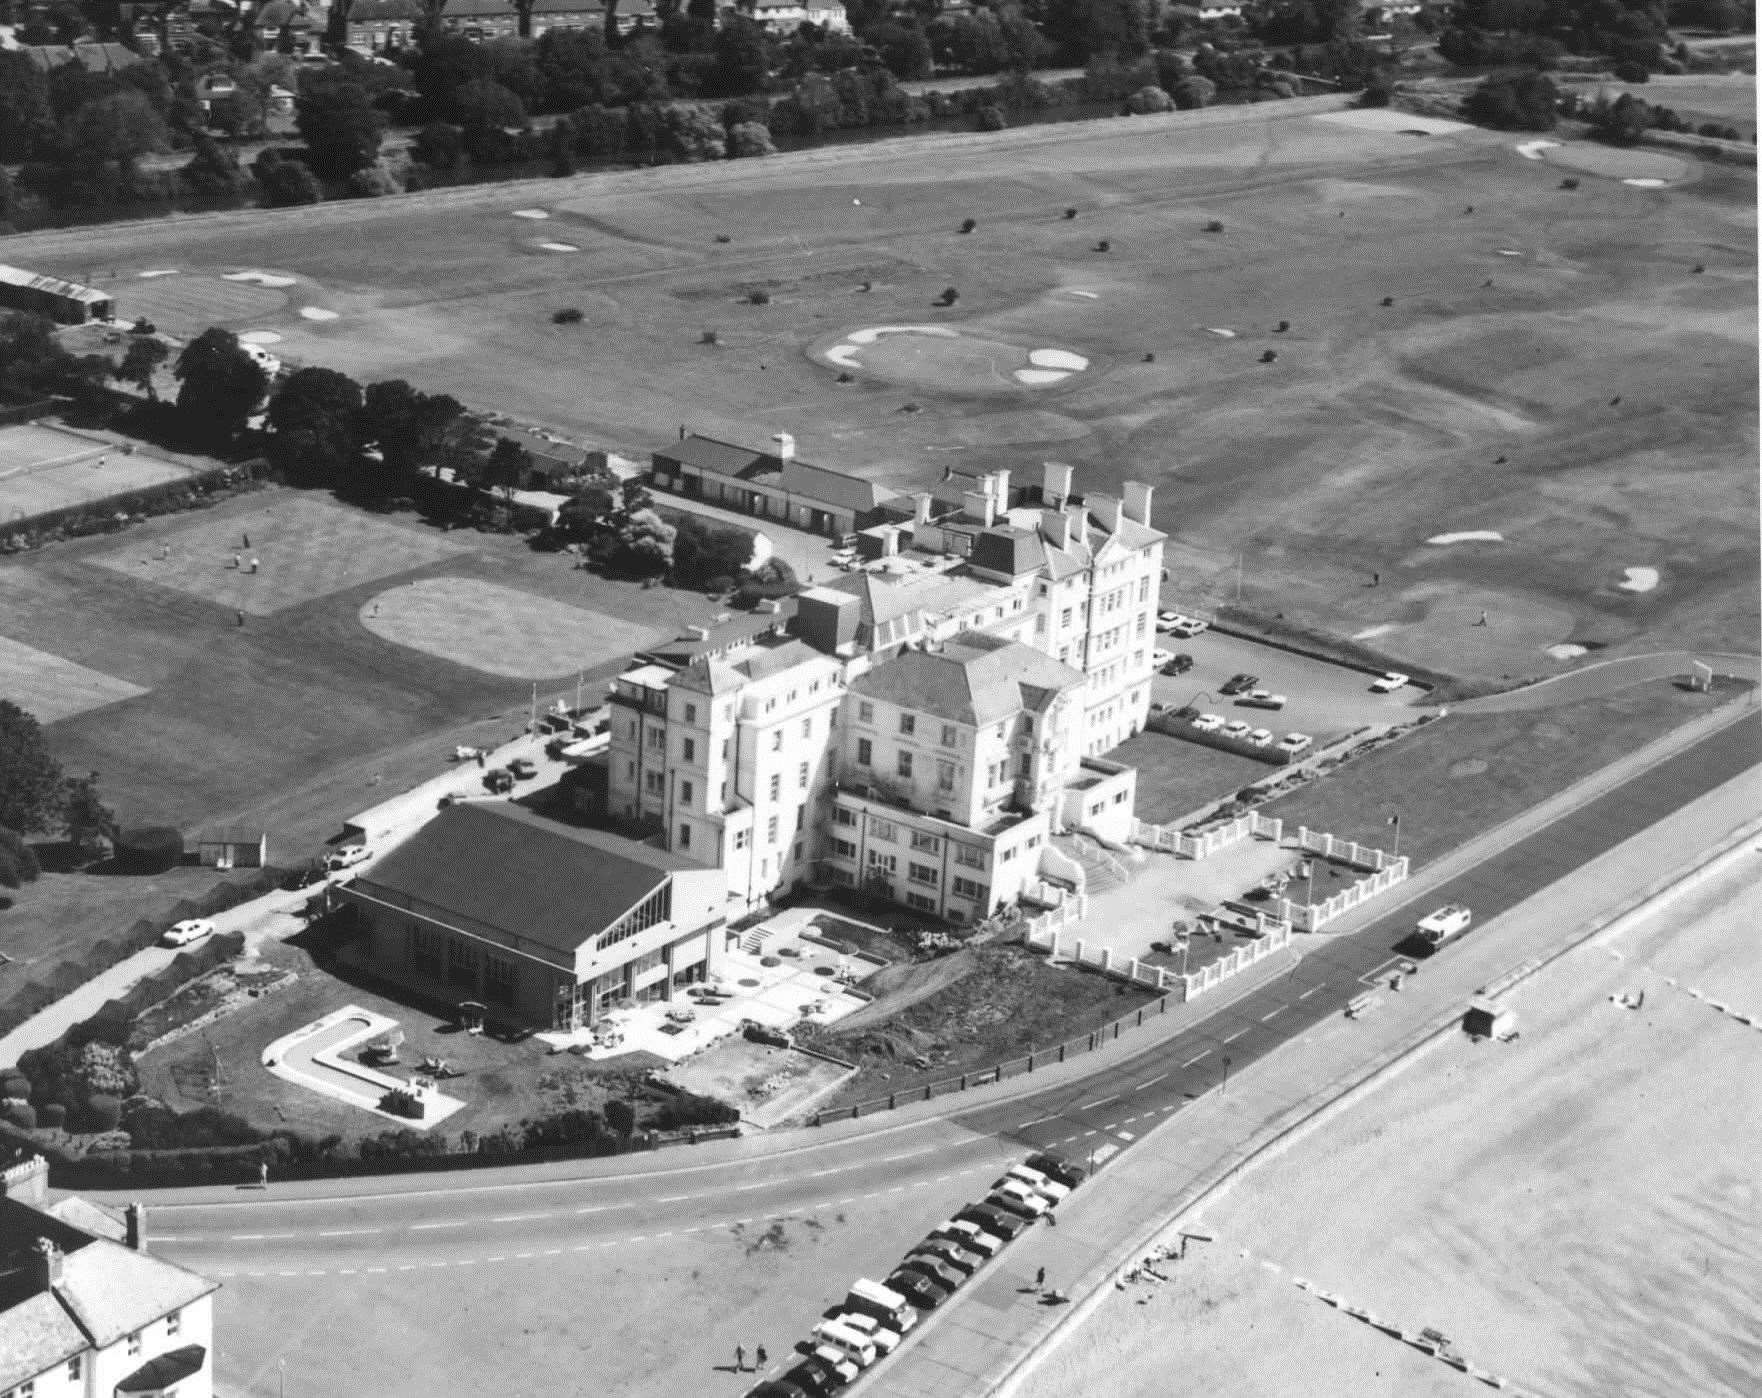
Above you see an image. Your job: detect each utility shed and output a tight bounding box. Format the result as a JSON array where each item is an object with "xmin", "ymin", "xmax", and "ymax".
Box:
[
  {"xmin": 0, "ymin": 266, "xmax": 114, "ymax": 324},
  {"xmin": 1462, "ymin": 996, "xmax": 1517, "ymax": 1040}
]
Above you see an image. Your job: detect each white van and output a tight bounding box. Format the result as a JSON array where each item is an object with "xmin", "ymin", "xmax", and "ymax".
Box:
[
  {"xmin": 809, "ymin": 1347, "xmax": 860, "ymax": 1385},
  {"xmin": 847, "ymin": 1278, "xmax": 918, "ymax": 1332},
  {"xmin": 834, "ymin": 1310, "xmax": 901, "ymax": 1355},
  {"xmin": 811, "ymin": 1320, "xmax": 879, "ymax": 1368},
  {"xmin": 988, "ymin": 1180, "xmax": 1051, "ymax": 1218}
]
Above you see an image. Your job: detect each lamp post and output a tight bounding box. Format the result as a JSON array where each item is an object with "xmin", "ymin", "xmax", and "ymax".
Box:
[
  {"xmin": 278, "ymin": 1359, "xmax": 287, "ymax": 1398},
  {"xmin": 1221, "ymin": 1055, "xmax": 1233, "ymax": 1093},
  {"xmin": 1387, "ymin": 812, "xmax": 1402, "ymax": 859}
]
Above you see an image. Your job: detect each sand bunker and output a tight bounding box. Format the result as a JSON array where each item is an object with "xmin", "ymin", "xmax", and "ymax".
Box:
[
  {"xmin": 224, "ymin": 270, "xmax": 297, "ymax": 288},
  {"xmin": 1497, "ymin": 249, "xmax": 1524, "ymax": 257},
  {"xmin": 1426, "ymin": 530, "xmax": 1505, "ymax": 545},
  {"xmin": 1064, "ymin": 290, "xmax": 1100, "ymax": 300},
  {"xmin": 1352, "ymin": 624, "xmax": 1394, "ymax": 641},
  {"xmin": 1624, "ymin": 178, "xmax": 1668, "ymax": 188},
  {"xmin": 299, "ymin": 307, "xmax": 339, "ymax": 321},
  {"xmin": 1515, "ymin": 140, "xmax": 1562, "ymax": 160},
  {"xmin": 1204, "ymin": 327, "xmax": 1237, "ymax": 338},
  {"xmin": 239, "ymin": 330, "xmax": 283, "ymax": 345},
  {"xmin": 539, "ymin": 241, "xmax": 579, "ymax": 252},
  {"xmin": 1546, "ymin": 643, "xmax": 1588, "ymax": 660},
  {"xmin": 1315, "ymin": 109, "xmax": 1471, "ymax": 136},
  {"xmin": 1618, "ymin": 566, "xmax": 1660, "ymax": 593},
  {"xmin": 820, "ymin": 326, "xmax": 1093, "ymax": 393},
  {"xmin": 511, "ymin": 209, "xmax": 550, "ymax": 219},
  {"xmin": 138, "ymin": 269, "xmax": 179, "ymax": 278}
]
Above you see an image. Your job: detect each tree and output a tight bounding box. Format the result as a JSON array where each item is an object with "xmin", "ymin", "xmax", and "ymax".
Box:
[
  {"xmin": 0, "ymin": 52, "xmax": 56, "ymax": 163},
  {"xmin": 61, "ymin": 773, "xmax": 117, "ymax": 860},
  {"xmin": 0, "ymin": 311, "xmax": 101, "ymax": 401},
  {"xmin": 1589, "ymin": 90, "xmax": 1650, "ymax": 143},
  {"xmin": 0, "ymin": 826, "xmax": 42, "ymax": 889},
  {"xmin": 475, "ymin": 437, "xmax": 530, "ymax": 501},
  {"xmin": 1170, "ymin": 73, "xmax": 1217, "ymax": 109},
  {"xmin": 253, "ymin": 149, "xmax": 323, "ymax": 206},
  {"xmin": 709, "ymin": 16, "xmax": 774, "ymax": 97},
  {"xmin": 727, "ymin": 119, "xmax": 775, "ymax": 157},
  {"xmin": 0, "ymin": 701, "xmax": 65, "ymax": 837},
  {"xmin": 670, "ymin": 513, "xmax": 753, "ymax": 586},
  {"xmin": 617, "ymin": 508, "xmax": 677, "ymax": 574},
  {"xmin": 174, "ymin": 327, "xmax": 270, "ymax": 446},
  {"xmin": 115, "ymin": 336, "xmax": 169, "ymax": 399},
  {"xmin": 361, "ymin": 380, "xmax": 464, "ymax": 481},
  {"xmin": 536, "ymin": 27, "xmax": 614, "ymax": 110},
  {"xmin": 413, "ymin": 121, "xmax": 466, "ymax": 170},
  {"xmin": 180, "ymin": 131, "xmax": 248, "ymax": 197},
  {"xmin": 66, "ymin": 90, "xmax": 168, "ymax": 177},
  {"xmin": 295, "ymin": 74, "xmax": 387, "ymax": 179},
  {"xmin": 1461, "ymin": 70, "xmax": 1557, "ymax": 130},
  {"xmin": 864, "ymin": 20, "xmax": 935, "ymax": 79},
  {"xmin": 266, "ymin": 366, "xmax": 364, "ymax": 486}
]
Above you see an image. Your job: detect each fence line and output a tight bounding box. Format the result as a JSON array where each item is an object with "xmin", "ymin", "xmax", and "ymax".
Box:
[
  {"xmin": 1131, "ymin": 810, "xmax": 1283, "ymax": 858},
  {"xmin": 1279, "ymin": 843, "xmax": 1411, "ymax": 933}
]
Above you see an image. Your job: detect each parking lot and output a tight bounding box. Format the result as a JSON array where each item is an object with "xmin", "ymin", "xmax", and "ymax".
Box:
[{"xmin": 1151, "ymin": 628, "xmax": 1428, "ymax": 746}]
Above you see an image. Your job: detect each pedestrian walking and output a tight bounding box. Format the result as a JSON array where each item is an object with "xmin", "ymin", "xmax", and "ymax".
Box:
[
  {"xmin": 258, "ymin": 1161, "xmax": 269, "ymax": 1188},
  {"xmin": 755, "ymin": 1346, "xmax": 767, "ymax": 1368},
  {"xmin": 1370, "ymin": 570, "xmax": 1380, "ymax": 587},
  {"xmin": 1046, "ymin": 1209, "xmax": 1057, "ymax": 1227},
  {"xmin": 235, "ymin": 609, "xmax": 245, "ymax": 627},
  {"xmin": 160, "ymin": 543, "xmax": 170, "ymax": 561},
  {"xmin": 1035, "ymin": 1266, "xmax": 1046, "ymax": 1291},
  {"xmin": 231, "ymin": 552, "xmax": 241, "ymax": 569},
  {"xmin": 249, "ymin": 556, "xmax": 260, "ymax": 574},
  {"xmin": 735, "ymin": 1345, "xmax": 746, "ymax": 1373},
  {"xmin": 1475, "ymin": 610, "xmax": 1488, "ymax": 627},
  {"xmin": 243, "ymin": 532, "xmax": 250, "ymax": 548}
]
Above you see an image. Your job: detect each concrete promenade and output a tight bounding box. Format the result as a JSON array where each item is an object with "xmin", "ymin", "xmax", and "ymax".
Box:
[{"xmin": 852, "ymin": 764, "xmax": 1762, "ymax": 1398}]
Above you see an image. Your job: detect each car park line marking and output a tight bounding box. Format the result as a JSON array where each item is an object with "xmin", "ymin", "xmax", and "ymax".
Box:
[
  {"xmin": 411, "ymin": 1222, "xmax": 466, "ymax": 1231},
  {"xmin": 1018, "ymin": 1115, "xmax": 1057, "ymax": 1128},
  {"xmin": 319, "ymin": 1228, "xmax": 382, "ymax": 1237},
  {"xmin": 1298, "ymin": 983, "xmax": 1327, "ymax": 999},
  {"xmin": 839, "ymin": 1197, "xmax": 858, "ymax": 1204},
  {"xmin": 1135, "ymin": 1073, "xmax": 1168, "ymax": 1091},
  {"xmin": 542, "ymin": 1248, "xmax": 563, "ymax": 1255},
  {"xmin": 883, "ymin": 1149, "xmax": 934, "ymax": 1162},
  {"xmin": 655, "ymin": 1195, "xmax": 693, "ymax": 1204},
  {"xmin": 1080, "ymin": 1095, "xmax": 1118, "ymax": 1110},
  {"xmin": 490, "ymin": 1213, "xmax": 549, "ymax": 1223},
  {"xmin": 398, "ymin": 1264, "xmax": 418, "ymax": 1271},
  {"xmin": 1183, "ymin": 1051, "xmax": 1211, "ymax": 1067},
  {"xmin": 486, "ymin": 1256, "xmax": 506, "ymax": 1263},
  {"xmin": 1261, "ymin": 1005, "xmax": 1286, "ymax": 1021},
  {"xmin": 515, "ymin": 1252, "xmax": 534, "ymax": 1259},
  {"xmin": 455, "ymin": 1259, "xmax": 476, "ymax": 1266},
  {"xmin": 1222, "ymin": 1029, "xmax": 1247, "ymax": 1043},
  {"xmin": 231, "ymin": 1233, "xmax": 295, "ymax": 1241},
  {"xmin": 735, "ymin": 1181, "xmax": 770, "ymax": 1191},
  {"xmin": 574, "ymin": 1205, "xmax": 614, "ymax": 1214}
]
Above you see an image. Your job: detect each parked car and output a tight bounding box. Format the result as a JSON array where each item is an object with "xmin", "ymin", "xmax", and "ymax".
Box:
[
  {"xmin": 160, "ymin": 918, "xmax": 215, "ymax": 948},
  {"xmin": 483, "ymin": 768, "xmax": 515, "ymax": 794},
  {"xmin": 911, "ymin": 1237, "xmax": 984, "ymax": 1275},
  {"xmin": 1003, "ymin": 1164, "xmax": 1071, "ymax": 1204},
  {"xmin": 898, "ymin": 1254, "xmax": 966, "ymax": 1291},
  {"xmin": 1160, "ymin": 652, "xmax": 1194, "ymax": 676},
  {"xmin": 1156, "ymin": 610, "xmax": 1182, "ymax": 628},
  {"xmin": 1247, "ymin": 728, "xmax": 1276, "ymax": 747},
  {"xmin": 508, "ymin": 757, "xmax": 538, "ymax": 780},
  {"xmin": 1024, "ymin": 1152, "xmax": 1087, "ymax": 1190},
  {"xmin": 1191, "ymin": 713, "xmax": 1226, "ymax": 733},
  {"xmin": 1370, "ymin": 671, "xmax": 1410, "ymax": 693},
  {"xmin": 1277, "ymin": 732, "xmax": 1313, "ymax": 756},
  {"xmin": 324, "ymin": 844, "xmax": 369, "ymax": 871},
  {"xmin": 1169, "ymin": 615, "xmax": 1209, "ymax": 637},
  {"xmin": 774, "ymin": 1362, "xmax": 836, "ymax": 1398},
  {"xmin": 1151, "ymin": 648, "xmax": 1175, "ymax": 669},
  {"xmin": 807, "ymin": 1347, "xmax": 862, "ymax": 1386},
  {"xmin": 957, "ymin": 1203, "xmax": 1029, "ymax": 1241},
  {"xmin": 1219, "ymin": 672, "xmax": 1259, "ymax": 696},
  {"xmin": 886, "ymin": 1268, "xmax": 952, "ymax": 1309},
  {"xmin": 748, "ymin": 1382, "xmax": 813, "ymax": 1398},
  {"xmin": 987, "ymin": 1180, "xmax": 1051, "ymax": 1218},
  {"xmin": 1237, "ymin": 689, "xmax": 1286, "ymax": 710},
  {"xmin": 1221, "ymin": 719, "xmax": 1252, "ymax": 739},
  {"xmin": 833, "ymin": 1311, "xmax": 902, "ymax": 1355},
  {"xmin": 933, "ymin": 1218, "xmax": 1002, "ymax": 1257}
]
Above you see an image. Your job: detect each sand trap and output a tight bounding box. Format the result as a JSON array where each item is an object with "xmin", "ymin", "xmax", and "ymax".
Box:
[
  {"xmin": 511, "ymin": 209, "xmax": 549, "ymax": 219},
  {"xmin": 1204, "ymin": 327, "xmax": 1236, "ymax": 338},
  {"xmin": 223, "ymin": 270, "xmax": 297, "ymax": 288},
  {"xmin": 826, "ymin": 344, "xmax": 863, "ymax": 368},
  {"xmin": 1065, "ymin": 289, "xmax": 1100, "ymax": 300},
  {"xmin": 1352, "ymin": 624, "xmax": 1394, "ymax": 641},
  {"xmin": 138, "ymin": 269, "xmax": 180, "ymax": 278},
  {"xmin": 1515, "ymin": 140, "xmax": 1562, "ymax": 160},
  {"xmin": 1314, "ymin": 109, "xmax": 1471, "ymax": 136},
  {"xmin": 1497, "ymin": 249, "xmax": 1524, "ymax": 257},
  {"xmin": 1014, "ymin": 369, "xmax": 1071, "ymax": 385},
  {"xmin": 299, "ymin": 307, "xmax": 339, "ymax": 321},
  {"xmin": 1623, "ymin": 177, "xmax": 1668, "ymax": 188},
  {"xmin": 1029, "ymin": 348, "xmax": 1089, "ymax": 371},
  {"xmin": 846, "ymin": 324, "xmax": 959, "ymax": 346},
  {"xmin": 1618, "ymin": 566, "xmax": 1660, "ymax": 593},
  {"xmin": 539, "ymin": 241, "xmax": 579, "ymax": 252},
  {"xmin": 1546, "ymin": 643, "xmax": 1588, "ymax": 660},
  {"xmin": 239, "ymin": 330, "xmax": 283, "ymax": 345},
  {"xmin": 1426, "ymin": 530, "xmax": 1505, "ymax": 545}
]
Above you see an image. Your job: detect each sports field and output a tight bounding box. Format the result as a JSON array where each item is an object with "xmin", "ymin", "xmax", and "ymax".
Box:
[
  {"xmin": 6, "ymin": 99, "xmax": 1754, "ymax": 684},
  {"xmin": 0, "ymin": 633, "xmax": 147, "ymax": 723},
  {"xmin": 0, "ymin": 424, "xmax": 190, "ymax": 521}
]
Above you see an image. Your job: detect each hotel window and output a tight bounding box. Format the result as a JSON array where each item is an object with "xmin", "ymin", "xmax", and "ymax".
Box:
[
  {"xmin": 678, "ymin": 823, "xmax": 692, "ymax": 851},
  {"xmin": 954, "ymin": 845, "xmax": 985, "ymax": 869},
  {"xmin": 410, "ymin": 926, "xmax": 443, "ymax": 979},
  {"xmin": 896, "ymin": 751, "xmax": 913, "ymax": 779},
  {"xmin": 761, "ymin": 815, "xmax": 777, "ymax": 844},
  {"xmin": 682, "ymin": 737, "xmax": 696, "ymax": 762},
  {"xmin": 833, "ymin": 807, "xmax": 856, "ymax": 827},
  {"xmin": 905, "ymin": 891, "xmax": 937, "ymax": 913},
  {"xmin": 446, "ymin": 939, "xmax": 479, "ymax": 989},
  {"xmin": 937, "ymin": 761, "xmax": 956, "ymax": 791},
  {"xmin": 941, "ymin": 724, "xmax": 958, "ymax": 747},
  {"xmin": 733, "ymin": 829, "xmax": 749, "ymax": 849},
  {"xmin": 911, "ymin": 831, "xmax": 940, "ymax": 854},
  {"xmin": 869, "ymin": 816, "xmax": 898, "ymax": 842},
  {"xmin": 681, "ymin": 780, "xmax": 694, "ymax": 804},
  {"xmin": 799, "ymin": 761, "xmax": 810, "ymax": 790},
  {"xmin": 69, "ymin": 1357, "xmax": 83, "ymax": 1380},
  {"xmin": 484, "ymin": 953, "xmax": 517, "ymax": 1005},
  {"xmin": 952, "ymin": 876, "xmax": 985, "ymax": 900},
  {"xmin": 868, "ymin": 850, "xmax": 897, "ymax": 873},
  {"xmin": 833, "ymin": 837, "xmax": 857, "ymax": 858},
  {"xmin": 645, "ymin": 771, "xmax": 664, "ymax": 796},
  {"xmin": 772, "ymin": 730, "xmax": 783, "ymax": 751},
  {"xmin": 128, "ymin": 1332, "xmax": 142, "ymax": 1357},
  {"xmin": 857, "ymin": 738, "xmax": 873, "ymax": 767},
  {"xmin": 858, "ymin": 701, "xmax": 874, "ymax": 723},
  {"xmin": 802, "ymin": 716, "xmax": 812, "ymax": 738},
  {"xmin": 1061, "ymin": 608, "xmax": 1072, "ymax": 627},
  {"xmin": 769, "ymin": 774, "xmax": 781, "ymax": 801},
  {"xmin": 898, "ymin": 714, "xmax": 916, "ymax": 736},
  {"xmin": 908, "ymin": 862, "xmax": 938, "ymax": 886},
  {"xmin": 648, "ymin": 727, "xmax": 665, "ymax": 748},
  {"xmin": 167, "ymin": 1310, "xmax": 181, "ymax": 1336},
  {"xmin": 684, "ymin": 703, "xmax": 697, "ymax": 723}
]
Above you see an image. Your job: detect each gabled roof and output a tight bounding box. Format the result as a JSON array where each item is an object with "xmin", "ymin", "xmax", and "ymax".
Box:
[
  {"xmin": 352, "ymin": 803, "xmax": 703, "ymax": 960},
  {"xmin": 444, "ymin": 0, "xmax": 516, "ymax": 17},
  {"xmin": 660, "ymin": 435, "xmax": 775, "ymax": 478},
  {"xmin": 347, "ymin": 0, "xmax": 423, "ymax": 19},
  {"xmin": 969, "ymin": 526, "xmax": 1045, "ymax": 579},
  {"xmin": 850, "ymin": 633, "xmax": 1082, "ymax": 728},
  {"xmin": 778, "ymin": 457, "xmax": 894, "ymax": 513}
]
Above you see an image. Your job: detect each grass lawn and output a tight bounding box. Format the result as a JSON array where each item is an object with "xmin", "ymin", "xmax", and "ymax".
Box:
[
  {"xmin": 0, "ymin": 865, "xmax": 228, "ymax": 988},
  {"xmin": 817, "ymin": 944, "xmax": 1154, "ymax": 1107},
  {"xmin": 133, "ymin": 939, "xmax": 658, "ymax": 1142},
  {"xmin": 1259, "ymin": 678, "xmax": 1746, "ymax": 868},
  {"xmin": 1110, "ymin": 730, "xmax": 1269, "ymax": 826}
]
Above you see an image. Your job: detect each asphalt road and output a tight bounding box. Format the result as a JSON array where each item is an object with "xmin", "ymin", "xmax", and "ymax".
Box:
[{"xmin": 948, "ymin": 708, "xmax": 1762, "ymax": 1157}]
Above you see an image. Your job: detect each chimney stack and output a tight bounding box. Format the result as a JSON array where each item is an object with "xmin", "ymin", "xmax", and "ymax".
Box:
[
  {"xmin": 1041, "ymin": 461, "xmax": 1074, "ymax": 507},
  {"xmin": 126, "ymin": 1202, "xmax": 148, "ymax": 1253},
  {"xmin": 913, "ymin": 494, "xmax": 932, "ymax": 525},
  {"xmin": 1042, "ymin": 509, "xmax": 1072, "ymax": 553},
  {"xmin": 771, "ymin": 432, "xmax": 795, "ymax": 463},
  {"xmin": 1091, "ymin": 494, "xmax": 1125, "ymax": 532},
  {"xmin": 31, "ymin": 1237, "xmax": 63, "ymax": 1288},
  {"xmin": 993, "ymin": 467, "xmax": 1011, "ymax": 508},
  {"xmin": 962, "ymin": 491, "xmax": 996, "ymax": 528},
  {"xmin": 1121, "ymin": 481, "xmax": 1154, "ymax": 527}
]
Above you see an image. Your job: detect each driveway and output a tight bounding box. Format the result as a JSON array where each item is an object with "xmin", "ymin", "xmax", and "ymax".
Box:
[{"xmin": 1152, "ymin": 631, "xmax": 1423, "ymax": 742}]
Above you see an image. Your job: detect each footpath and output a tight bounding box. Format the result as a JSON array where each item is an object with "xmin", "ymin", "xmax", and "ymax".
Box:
[{"xmin": 849, "ymin": 755, "xmax": 1762, "ymax": 1398}]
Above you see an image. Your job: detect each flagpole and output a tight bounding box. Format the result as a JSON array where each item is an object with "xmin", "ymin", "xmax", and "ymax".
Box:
[{"xmin": 1390, "ymin": 813, "xmax": 1401, "ymax": 859}]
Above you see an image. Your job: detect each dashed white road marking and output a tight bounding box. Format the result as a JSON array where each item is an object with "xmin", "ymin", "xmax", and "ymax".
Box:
[
  {"xmin": 1182, "ymin": 1050, "xmax": 1211, "ymax": 1068},
  {"xmin": 1298, "ymin": 983, "xmax": 1326, "ymax": 1000},
  {"xmin": 1080, "ymin": 1095, "xmax": 1119, "ymax": 1110},
  {"xmin": 1135, "ymin": 1073, "xmax": 1168, "ymax": 1091}
]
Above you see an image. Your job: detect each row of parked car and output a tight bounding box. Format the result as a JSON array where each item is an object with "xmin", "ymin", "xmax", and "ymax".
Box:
[{"xmin": 745, "ymin": 1152, "xmax": 1088, "ymax": 1398}]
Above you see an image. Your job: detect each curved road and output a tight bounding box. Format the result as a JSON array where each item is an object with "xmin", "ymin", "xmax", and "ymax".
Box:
[{"xmin": 109, "ymin": 707, "xmax": 1759, "ymax": 1395}]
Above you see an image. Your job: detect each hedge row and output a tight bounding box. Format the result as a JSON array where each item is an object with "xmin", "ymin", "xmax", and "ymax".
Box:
[{"xmin": 0, "ymin": 457, "xmax": 271, "ymax": 556}]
